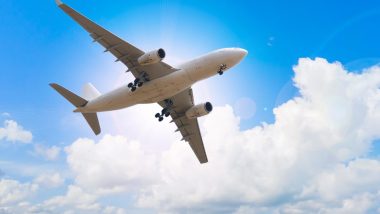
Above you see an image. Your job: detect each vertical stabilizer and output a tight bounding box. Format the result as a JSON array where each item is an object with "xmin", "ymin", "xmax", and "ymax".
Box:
[{"xmin": 82, "ymin": 83, "xmax": 101, "ymax": 100}]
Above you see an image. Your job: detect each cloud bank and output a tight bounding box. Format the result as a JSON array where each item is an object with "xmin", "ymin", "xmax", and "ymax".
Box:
[
  {"xmin": 62, "ymin": 58, "xmax": 380, "ymax": 213},
  {"xmin": 1, "ymin": 58, "xmax": 380, "ymax": 213}
]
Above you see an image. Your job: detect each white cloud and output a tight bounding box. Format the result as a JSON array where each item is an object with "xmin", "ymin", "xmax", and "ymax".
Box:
[
  {"xmin": 3, "ymin": 58, "xmax": 379, "ymax": 213},
  {"xmin": 57, "ymin": 58, "xmax": 380, "ymax": 212},
  {"xmin": 234, "ymin": 192, "xmax": 380, "ymax": 214},
  {"xmin": 65, "ymin": 135, "xmax": 157, "ymax": 195},
  {"xmin": 103, "ymin": 206, "xmax": 127, "ymax": 214},
  {"xmin": 0, "ymin": 184, "xmax": 126, "ymax": 214},
  {"xmin": 0, "ymin": 186, "xmax": 119, "ymax": 214},
  {"xmin": 300, "ymin": 159, "xmax": 380, "ymax": 201},
  {"xmin": 321, "ymin": 192, "xmax": 380, "ymax": 214},
  {"xmin": 33, "ymin": 144, "xmax": 61, "ymax": 161},
  {"xmin": 0, "ymin": 179, "xmax": 38, "ymax": 206},
  {"xmin": 133, "ymin": 58, "xmax": 380, "ymax": 212},
  {"xmin": 1, "ymin": 113, "xmax": 10, "ymax": 118},
  {"xmin": 38, "ymin": 185, "xmax": 127, "ymax": 214},
  {"xmin": 34, "ymin": 172, "xmax": 64, "ymax": 188},
  {"xmin": 267, "ymin": 36, "xmax": 275, "ymax": 46},
  {"xmin": 44, "ymin": 185, "xmax": 99, "ymax": 211},
  {"xmin": 0, "ymin": 120, "xmax": 32, "ymax": 143}
]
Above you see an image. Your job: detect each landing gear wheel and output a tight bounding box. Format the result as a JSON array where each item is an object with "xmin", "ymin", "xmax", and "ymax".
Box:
[
  {"xmin": 155, "ymin": 113, "xmax": 160, "ymax": 118},
  {"xmin": 131, "ymin": 86, "xmax": 137, "ymax": 92},
  {"xmin": 137, "ymin": 82, "xmax": 143, "ymax": 87},
  {"xmin": 134, "ymin": 78, "xmax": 140, "ymax": 84},
  {"xmin": 158, "ymin": 117, "xmax": 164, "ymax": 122},
  {"xmin": 127, "ymin": 82, "xmax": 133, "ymax": 88},
  {"xmin": 164, "ymin": 112, "xmax": 170, "ymax": 117},
  {"xmin": 218, "ymin": 71, "xmax": 224, "ymax": 75}
]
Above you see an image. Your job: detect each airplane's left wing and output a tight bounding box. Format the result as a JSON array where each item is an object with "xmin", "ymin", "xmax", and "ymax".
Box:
[
  {"xmin": 56, "ymin": 0, "xmax": 177, "ymax": 80},
  {"xmin": 159, "ymin": 89, "xmax": 208, "ymax": 164}
]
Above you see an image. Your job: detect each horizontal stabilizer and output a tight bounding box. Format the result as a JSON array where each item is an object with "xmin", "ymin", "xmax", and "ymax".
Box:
[
  {"xmin": 50, "ymin": 83, "xmax": 87, "ymax": 107},
  {"xmin": 82, "ymin": 113, "xmax": 101, "ymax": 135}
]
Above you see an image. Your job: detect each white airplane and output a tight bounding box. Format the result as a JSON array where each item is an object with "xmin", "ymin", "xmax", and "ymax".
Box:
[{"xmin": 51, "ymin": 0, "xmax": 247, "ymax": 164}]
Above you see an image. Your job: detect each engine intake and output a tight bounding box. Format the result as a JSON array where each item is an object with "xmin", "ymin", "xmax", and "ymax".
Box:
[
  {"xmin": 137, "ymin": 48, "xmax": 166, "ymax": 65},
  {"xmin": 185, "ymin": 102, "xmax": 213, "ymax": 119}
]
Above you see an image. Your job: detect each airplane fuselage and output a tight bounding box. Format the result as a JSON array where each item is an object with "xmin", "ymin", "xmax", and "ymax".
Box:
[{"xmin": 76, "ymin": 48, "xmax": 247, "ymax": 113}]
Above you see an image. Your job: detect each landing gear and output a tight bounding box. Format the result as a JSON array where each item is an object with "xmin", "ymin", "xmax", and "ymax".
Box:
[
  {"xmin": 218, "ymin": 64, "xmax": 227, "ymax": 75},
  {"xmin": 127, "ymin": 72, "xmax": 150, "ymax": 92},
  {"xmin": 155, "ymin": 99, "xmax": 173, "ymax": 122}
]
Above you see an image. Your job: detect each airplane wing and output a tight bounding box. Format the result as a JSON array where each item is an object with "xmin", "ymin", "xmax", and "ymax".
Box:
[
  {"xmin": 159, "ymin": 89, "xmax": 208, "ymax": 164},
  {"xmin": 56, "ymin": 0, "xmax": 177, "ymax": 80}
]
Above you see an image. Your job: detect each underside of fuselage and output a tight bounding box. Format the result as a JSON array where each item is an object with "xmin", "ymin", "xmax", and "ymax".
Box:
[{"xmin": 75, "ymin": 48, "xmax": 247, "ymax": 113}]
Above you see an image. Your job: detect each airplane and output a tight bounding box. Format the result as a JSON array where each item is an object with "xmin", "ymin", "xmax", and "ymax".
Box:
[{"xmin": 50, "ymin": 0, "xmax": 248, "ymax": 164}]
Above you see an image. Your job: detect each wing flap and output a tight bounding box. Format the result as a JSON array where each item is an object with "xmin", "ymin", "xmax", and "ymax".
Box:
[
  {"xmin": 177, "ymin": 118, "xmax": 208, "ymax": 164},
  {"xmin": 159, "ymin": 89, "xmax": 208, "ymax": 164}
]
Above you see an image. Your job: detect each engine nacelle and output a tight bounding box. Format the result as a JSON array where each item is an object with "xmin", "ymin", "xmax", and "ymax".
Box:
[
  {"xmin": 137, "ymin": 48, "xmax": 166, "ymax": 65},
  {"xmin": 185, "ymin": 102, "xmax": 213, "ymax": 119}
]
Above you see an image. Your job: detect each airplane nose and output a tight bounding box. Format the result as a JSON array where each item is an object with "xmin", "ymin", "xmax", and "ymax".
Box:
[
  {"xmin": 231, "ymin": 48, "xmax": 248, "ymax": 64},
  {"xmin": 237, "ymin": 48, "xmax": 248, "ymax": 58}
]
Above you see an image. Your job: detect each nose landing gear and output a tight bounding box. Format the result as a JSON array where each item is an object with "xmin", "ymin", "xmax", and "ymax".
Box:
[
  {"xmin": 155, "ymin": 99, "xmax": 173, "ymax": 122},
  {"xmin": 218, "ymin": 64, "xmax": 227, "ymax": 75}
]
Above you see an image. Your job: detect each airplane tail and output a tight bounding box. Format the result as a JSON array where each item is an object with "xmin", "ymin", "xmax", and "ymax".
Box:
[
  {"xmin": 49, "ymin": 83, "xmax": 101, "ymax": 135},
  {"xmin": 82, "ymin": 83, "xmax": 101, "ymax": 100}
]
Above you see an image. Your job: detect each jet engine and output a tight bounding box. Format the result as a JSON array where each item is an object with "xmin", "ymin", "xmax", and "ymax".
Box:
[
  {"xmin": 185, "ymin": 102, "xmax": 213, "ymax": 119},
  {"xmin": 137, "ymin": 48, "xmax": 166, "ymax": 65}
]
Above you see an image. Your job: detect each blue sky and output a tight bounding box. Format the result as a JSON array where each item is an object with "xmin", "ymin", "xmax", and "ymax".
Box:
[{"xmin": 1, "ymin": 0, "xmax": 380, "ymax": 213}]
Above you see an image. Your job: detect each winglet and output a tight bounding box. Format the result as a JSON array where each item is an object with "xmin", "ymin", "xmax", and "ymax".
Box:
[{"xmin": 55, "ymin": 0, "xmax": 63, "ymax": 6}]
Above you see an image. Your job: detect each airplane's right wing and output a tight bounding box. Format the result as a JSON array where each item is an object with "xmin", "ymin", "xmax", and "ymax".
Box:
[
  {"xmin": 158, "ymin": 89, "xmax": 208, "ymax": 164},
  {"xmin": 55, "ymin": 0, "xmax": 177, "ymax": 80}
]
